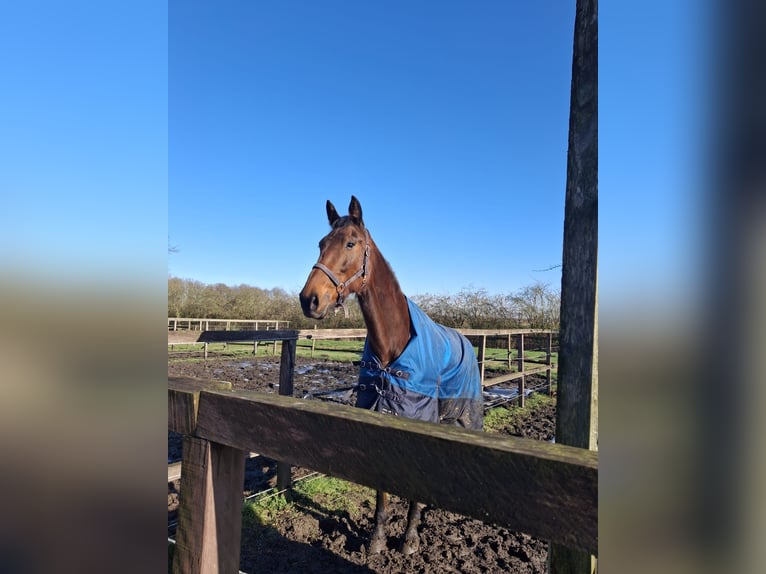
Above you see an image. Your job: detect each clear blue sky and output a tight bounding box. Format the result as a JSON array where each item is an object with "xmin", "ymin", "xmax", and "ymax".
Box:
[
  {"xmin": 169, "ymin": 1, "xmax": 577, "ymax": 296},
  {"xmin": 1, "ymin": 1, "xmax": 702, "ymax": 306}
]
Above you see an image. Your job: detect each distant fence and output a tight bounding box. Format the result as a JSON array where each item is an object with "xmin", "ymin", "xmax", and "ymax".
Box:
[
  {"xmin": 168, "ymin": 329, "xmax": 596, "ymax": 573},
  {"xmin": 168, "ymin": 318, "xmax": 289, "ymax": 331},
  {"xmin": 168, "ymin": 327, "xmax": 557, "ymax": 400},
  {"xmin": 462, "ymin": 329, "xmax": 557, "ymax": 405}
]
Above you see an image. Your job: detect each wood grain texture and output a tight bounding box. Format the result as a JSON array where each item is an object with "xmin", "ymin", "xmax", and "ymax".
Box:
[
  {"xmin": 194, "ymin": 390, "xmax": 598, "ymax": 553},
  {"xmin": 168, "ymin": 377, "xmax": 232, "ymax": 434},
  {"xmin": 172, "ymin": 436, "xmax": 246, "ymax": 574}
]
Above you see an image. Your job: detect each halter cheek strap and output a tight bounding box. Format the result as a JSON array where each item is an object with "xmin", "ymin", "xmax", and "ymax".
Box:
[{"xmin": 312, "ymin": 231, "xmax": 370, "ymax": 310}]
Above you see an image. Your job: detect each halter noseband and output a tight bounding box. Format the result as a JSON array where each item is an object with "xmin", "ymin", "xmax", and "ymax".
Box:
[{"xmin": 312, "ymin": 230, "xmax": 371, "ymax": 310}]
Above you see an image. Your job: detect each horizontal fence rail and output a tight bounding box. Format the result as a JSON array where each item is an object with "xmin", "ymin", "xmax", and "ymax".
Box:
[
  {"xmin": 168, "ymin": 328, "xmax": 558, "ymax": 398},
  {"xmin": 168, "ymin": 318, "xmax": 289, "ymax": 331},
  {"xmin": 168, "ymin": 328, "xmax": 558, "ymax": 399},
  {"xmin": 168, "ymin": 375, "xmax": 597, "ymax": 572}
]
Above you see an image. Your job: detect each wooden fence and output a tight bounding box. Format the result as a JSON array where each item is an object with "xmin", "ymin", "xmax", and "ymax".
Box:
[
  {"xmin": 168, "ymin": 318, "xmax": 289, "ymax": 331},
  {"xmin": 168, "ymin": 327, "xmax": 557, "ymax": 399},
  {"xmin": 168, "ymin": 330, "xmax": 596, "ymax": 574},
  {"xmin": 464, "ymin": 329, "xmax": 556, "ymax": 406}
]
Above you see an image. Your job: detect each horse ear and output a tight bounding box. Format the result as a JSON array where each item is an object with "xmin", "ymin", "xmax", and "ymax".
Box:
[
  {"xmin": 348, "ymin": 195, "xmax": 363, "ymax": 225},
  {"xmin": 326, "ymin": 200, "xmax": 340, "ymax": 226}
]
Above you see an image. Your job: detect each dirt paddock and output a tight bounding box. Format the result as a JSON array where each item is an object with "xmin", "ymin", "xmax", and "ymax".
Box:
[{"xmin": 168, "ymin": 355, "xmax": 557, "ymax": 573}]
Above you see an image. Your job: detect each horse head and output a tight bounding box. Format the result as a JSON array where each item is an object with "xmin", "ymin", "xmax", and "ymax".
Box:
[{"xmin": 300, "ymin": 196, "xmax": 371, "ymax": 319}]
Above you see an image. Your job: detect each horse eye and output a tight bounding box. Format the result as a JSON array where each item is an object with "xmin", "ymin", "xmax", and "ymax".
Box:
[{"xmin": 346, "ymin": 241, "xmax": 355, "ymax": 249}]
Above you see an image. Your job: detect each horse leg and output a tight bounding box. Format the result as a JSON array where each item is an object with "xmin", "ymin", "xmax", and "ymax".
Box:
[
  {"xmin": 401, "ymin": 500, "xmax": 426, "ymax": 555},
  {"xmin": 368, "ymin": 490, "xmax": 389, "ymax": 554}
]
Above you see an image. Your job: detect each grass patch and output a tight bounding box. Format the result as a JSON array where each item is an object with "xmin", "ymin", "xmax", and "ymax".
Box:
[
  {"xmin": 483, "ymin": 406, "xmax": 519, "ymax": 432},
  {"xmin": 169, "ymin": 338, "xmax": 557, "ymax": 371},
  {"xmin": 243, "ymin": 476, "xmax": 375, "ymax": 529},
  {"xmin": 168, "ymin": 339, "xmax": 367, "ymax": 363},
  {"xmin": 242, "ymin": 488, "xmax": 292, "ymax": 527},
  {"xmin": 293, "ymin": 475, "xmax": 373, "ymax": 520},
  {"xmin": 296, "ymin": 338, "xmax": 365, "ymax": 362},
  {"xmin": 483, "ymin": 392, "xmax": 555, "ymax": 433}
]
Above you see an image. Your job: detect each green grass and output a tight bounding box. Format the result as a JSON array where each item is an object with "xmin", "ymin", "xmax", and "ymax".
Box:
[
  {"xmin": 168, "ymin": 339, "xmax": 367, "ymax": 363},
  {"xmin": 296, "ymin": 338, "xmax": 365, "ymax": 362},
  {"xmin": 169, "ymin": 340, "xmax": 556, "ymax": 371},
  {"xmin": 242, "ymin": 475, "xmax": 374, "ymax": 529},
  {"xmin": 242, "ymin": 488, "xmax": 291, "ymax": 528},
  {"xmin": 293, "ymin": 475, "xmax": 373, "ymax": 517},
  {"xmin": 483, "ymin": 392, "xmax": 555, "ymax": 433}
]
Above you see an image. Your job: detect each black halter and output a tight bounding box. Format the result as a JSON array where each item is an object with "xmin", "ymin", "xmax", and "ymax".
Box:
[{"xmin": 312, "ymin": 230, "xmax": 371, "ymax": 310}]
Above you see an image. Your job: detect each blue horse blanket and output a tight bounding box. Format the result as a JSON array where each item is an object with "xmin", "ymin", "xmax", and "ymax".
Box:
[{"xmin": 356, "ymin": 299, "xmax": 483, "ymax": 430}]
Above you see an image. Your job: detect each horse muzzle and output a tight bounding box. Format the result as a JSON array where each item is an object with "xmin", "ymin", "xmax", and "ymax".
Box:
[{"xmin": 299, "ymin": 289, "xmax": 329, "ymax": 319}]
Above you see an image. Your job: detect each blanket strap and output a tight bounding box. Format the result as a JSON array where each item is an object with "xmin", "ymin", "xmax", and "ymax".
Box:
[{"xmin": 359, "ymin": 360, "xmax": 411, "ymax": 381}]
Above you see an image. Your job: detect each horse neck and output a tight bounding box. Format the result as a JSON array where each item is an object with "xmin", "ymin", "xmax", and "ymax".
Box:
[{"xmin": 356, "ymin": 238, "xmax": 410, "ymax": 367}]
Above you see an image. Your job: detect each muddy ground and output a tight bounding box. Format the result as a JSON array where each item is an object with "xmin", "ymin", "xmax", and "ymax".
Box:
[{"xmin": 169, "ymin": 354, "xmax": 556, "ymax": 573}]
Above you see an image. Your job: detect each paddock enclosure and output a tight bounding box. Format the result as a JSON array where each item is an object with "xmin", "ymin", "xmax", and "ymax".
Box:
[
  {"xmin": 169, "ymin": 322, "xmax": 557, "ymax": 402},
  {"xmin": 168, "ymin": 327, "xmax": 596, "ymax": 573}
]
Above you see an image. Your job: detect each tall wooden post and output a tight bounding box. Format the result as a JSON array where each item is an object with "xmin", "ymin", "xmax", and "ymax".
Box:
[
  {"xmin": 547, "ymin": 332, "xmax": 553, "ymax": 396},
  {"xmin": 517, "ymin": 334, "xmax": 526, "ymax": 407},
  {"xmin": 550, "ymin": 0, "xmax": 598, "ymax": 572},
  {"xmin": 476, "ymin": 335, "xmax": 487, "ymax": 384},
  {"xmin": 170, "ymin": 378, "xmax": 246, "ymax": 574},
  {"xmin": 173, "ymin": 438, "xmax": 247, "ymax": 574},
  {"xmin": 276, "ymin": 337, "xmax": 297, "ymax": 496}
]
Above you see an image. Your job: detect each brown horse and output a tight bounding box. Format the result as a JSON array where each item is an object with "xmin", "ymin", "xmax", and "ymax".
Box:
[{"xmin": 299, "ymin": 196, "xmax": 483, "ymax": 555}]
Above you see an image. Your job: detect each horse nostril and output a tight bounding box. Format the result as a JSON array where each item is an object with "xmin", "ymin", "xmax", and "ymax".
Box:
[{"xmin": 299, "ymin": 291, "xmax": 321, "ymax": 317}]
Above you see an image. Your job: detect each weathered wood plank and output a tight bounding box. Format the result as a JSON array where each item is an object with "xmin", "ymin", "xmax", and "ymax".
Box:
[
  {"xmin": 458, "ymin": 328, "xmax": 555, "ymax": 336},
  {"xmin": 298, "ymin": 328, "xmax": 368, "ymax": 339},
  {"xmin": 169, "ymin": 377, "xmax": 234, "ymax": 393},
  {"xmin": 197, "ymin": 329, "xmax": 299, "ymax": 343},
  {"xmin": 169, "ymin": 377, "xmax": 232, "ymax": 434},
  {"xmin": 172, "ymin": 436, "xmax": 247, "ymax": 574},
  {"xmin": 278, "ymin": 339, "xmax": 296, "ymax": 397},
  {"xmin": 169, "ymin": 452, "xmax": 260, "ymax": 482},
  {"xmin": 482, "ymin": 366, "xmax": 549, "ymax": 388},
  {"xmin": 551, "ymin": 0, "xmax": 598, "ymax": 571},
  {"xmin": 168, "ymin": 377, "xmax": 233, "ymax": 434},
  {"xmin": 168, "ymin": 331, "xmax": 204, "ymax": 345},
  {"xmin": 277, "ymin": 337, "xmax": 296, "ymax": 493},
  {"xmin": 171, "ymin": 327, "xmax": 556, "ymax": 345},
  {"xmin": 477, "ymin": 335, "xmax": 486, "ymax": 382},
  {"xmin": 195, "ymin": 390, "xmax": 598, "ymax": 553}
]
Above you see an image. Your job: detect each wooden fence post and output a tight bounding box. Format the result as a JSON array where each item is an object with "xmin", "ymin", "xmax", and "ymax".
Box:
[
  {"xmin": 547, "ymin": 332, "xmax": 553, "ymax": 396},
  {"xmin": 550, "ymin": 0, "xmax": 598, "ymax": 572},
  {"xmin": 173, "ymin": 437, "xmax": 246, "ymax": 574},
  {"xmin": 169, "ymin": 377, "xmax": 245, "ymax": 574},
  {"xmin": 476, "ymin": 335, "xmax": 486, "ymax": 384},
  {"xmin": 277, "ymin": 337, "xmax": 297, "ymax": 496},
  {"xmin": 517, "ymin": 333, "xmax": 525, "ymax": 407}
]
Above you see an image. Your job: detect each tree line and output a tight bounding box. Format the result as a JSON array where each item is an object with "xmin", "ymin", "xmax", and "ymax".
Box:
[{"xmin": 168, "ymin": 276, "xmax": 560, "ymax": 330}]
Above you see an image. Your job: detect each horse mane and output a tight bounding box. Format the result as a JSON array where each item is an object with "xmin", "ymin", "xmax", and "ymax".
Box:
[{"xmin": 357, "ymin": 232, "xmax": 410, "ymax": 365}]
